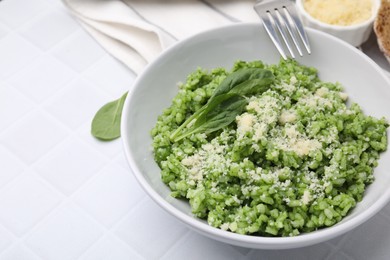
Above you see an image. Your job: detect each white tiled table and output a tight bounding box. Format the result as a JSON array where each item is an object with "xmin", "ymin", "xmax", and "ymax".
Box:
[{"xmin": 1, "ymin": 0, "xmax": 390, "ymax": 259}]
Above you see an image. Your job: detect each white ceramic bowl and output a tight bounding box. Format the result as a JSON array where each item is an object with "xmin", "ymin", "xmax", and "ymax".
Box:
[
  {"xmin": 296, "ymin": 0, "xmax": 381, "ymax": 47},
  {"xmin": 121, "ymin": 23, "xmax": 390, "ymax": 249}
]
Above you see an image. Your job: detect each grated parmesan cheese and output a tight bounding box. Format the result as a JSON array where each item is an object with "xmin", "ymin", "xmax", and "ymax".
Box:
[
  {"xmin": 302, "ymin": 190, "xmax": 312, "ymax": 205},
  {"xmin": 339, "ymin": 92, "xmax": 348, "ymax": 101},
  {"xmin": 236, "ymin": 113, "xmax": 255, "ymax": 134},
  {"xmin": 303, "ymin": 0, "xmax": 373, "ymax": 26},
  {"xmin": 279, "ymin": 110, "xmax": 297, "ymax": 125},
  {"xmin": 276, "ymin": 125, "xmax": 322, "ymax": 156},
  {"xmin": 315, "ymin": 87, "xmax": 329, "ymax": 97}
]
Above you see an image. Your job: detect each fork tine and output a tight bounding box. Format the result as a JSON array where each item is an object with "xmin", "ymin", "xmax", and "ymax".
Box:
[
  {"xmin": 273, "ymin": 9, "xmax": 295, "ymax": 58},
  {"xmin": 254, "ymin": 0, "xmax": 311, "ymax": 59},
  {"xmin": 259, "ymin": 11, "xmax": 288, "ymax": 60},
  {"xmin": 279, "ymin": 7, "xmax": 303, "ymax": 56},
  {"xmin": 283, "ymin": 6, "xmax": 311, "ymax": 54}
]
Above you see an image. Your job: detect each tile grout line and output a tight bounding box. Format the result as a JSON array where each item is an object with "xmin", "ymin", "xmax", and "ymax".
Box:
[
  {"xmin": 324, "ymin": 233, "xmax": 353, "ymax": 260},
  {"xmin": 378, "ymin": 210, "xmax": 390, "ymax": 222},
  {"xmin": 27, "ymin": 205, "xmax": 104, "ymax": 260},
  {"xmin": 76, "ymin": 196, "xmax": 151, "ymax": 259},
  {"xmin": 76, "ymin": 230, "xmax": 146, "ymax": 260},
  {"xmin": 0, "ymin": 243, "xmax": 44, "ymax": 260},
  {"xmin": 6, "ymin": 162, "xmax": 119, "ymax": 257},
  {"xmin": 105, "ymin": 196, "xmax": 149, "ymax": 232},
  {"xmin": 1, "ymin": 2, "xmax": 54, "ymax": 33},
  {"xmin": 0, "ymin": 34, "xmax": 42, "ymax": 80},
  {"xmin": 20, "ymin": 200, "xmax": 106, "ymax": 260},
  {"xmin": 0, "ymin": 19, "xmax": 11, "ymax": 34},
  {"xmin": 0, "ymin": 98, "xmax": 38, "ymax": 136},
  {"xmin": 158, "ymin": 230, "xmax": 192, "ymax": 260},
  {"xmin": 0, "ymin": 222, "xmax": 19, "ymax": 257},
  {"xmin": 0, "ymin": 83, "xmax": 62, "ymax": 138},
  {"xmin": 20, "ymin": 244, "xmax": 45, "ymax": 260},
  {"xmin": 77, "ymin": 70, "xmax": 122, "ymax": 100},
  {"xmin": 62, "ymin": 134, "xmax": 129, "ymax": 197},
  {"xmin": 0, "ymin": 147, "xmax": 29, "ymax": 191},
  {"xmin": 79, "ymin": 61, "xmax": 136, "ymax": 99},
  {"xmin": 0, "ymin": 109, "xmax": 74, "ymax": 165},
  {"xmin": 0, "ymin": 124, "xmax": 119, "ymax": 248},
  {"xmin": 326, "ymin": 249, "xmax": 355, "ymax": 260},
  {"xmin": 0, "ymin": 36, "xmax": 103, "ymax": 136},
  {"xmin": 0, "ymin": 203, "xmax": 60, "ymax": 260},
  {"xmin": 0, "ymin": 183, "xmax": 65, "ymax": 243},
  {"xmin": 0, "ymin": 3, "xmax": 62, "ymax": 81},
  {"xmin": 4, "ymin": 54, "xmax": 78, "ymax": 105},
  {"xmin": 15, "ymin": 6, "xmax": 82, "ymax": 49},
  {"xmin": 48, "ymin": 29, "xmax": 109, "ymax": 74}
]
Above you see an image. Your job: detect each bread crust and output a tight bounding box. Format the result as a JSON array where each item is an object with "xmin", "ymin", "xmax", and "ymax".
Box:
[{"xmin": 374, "ymin": 0, "xmax": 390, "ymax": 61}]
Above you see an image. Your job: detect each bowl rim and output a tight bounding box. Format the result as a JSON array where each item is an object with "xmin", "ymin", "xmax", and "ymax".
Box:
[
  {"xmin": 296, "ymin": 0, "xmax": 381, "ymax": 30},
  {"xmin": 121, "ymin": 22, "xmax": 390, "ymax": 249}
]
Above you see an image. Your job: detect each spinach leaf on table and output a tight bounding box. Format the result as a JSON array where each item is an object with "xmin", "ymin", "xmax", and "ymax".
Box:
[{"xmin": 91, "ymin": 92, "xmax": 128, "ymax": 141}]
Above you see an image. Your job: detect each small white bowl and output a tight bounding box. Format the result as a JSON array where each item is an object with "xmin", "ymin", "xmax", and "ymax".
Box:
[{"xmin": 296, "ymin": 0, "xmax": 381, "ymax": 46}]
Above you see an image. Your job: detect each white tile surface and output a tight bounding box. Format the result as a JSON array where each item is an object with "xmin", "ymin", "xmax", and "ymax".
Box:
[
  {"xmin": 0, "ymin": 225, "xmax": 13, "ymax": 253},
  {"xmin": 0, "ymin": 0, "xmax": 48, "ymax": 29},
  {"xmin": 19, "ymin": 10, "xmax": 80, "ymax": 50},
  {"xmin": 0, "ymin": 33, "xmax": 40, "ymax": 80},
  {"xmin": 1, "ymin": 0, "xmax": 390, "ymax": 259},
  {"xmin": 162, "ymin": 232, "xmax": 245, "ymax": 260},
  {"xmin": 77, "ymin": 123, "xmax": 124, "ymax": 159},
  {"xmin": 0, "ymin": 245, "xmax": 41, "ymax": 260},
  {"xmin": 25, "ymin": 205, "xmax": 103, "ymax": 260},
  {"xmin": 0, "ymin": 23, "xmax": 9, "ymax": 40},
  {"xmin": 52, "ymin": 31, "xmax": 106, "ymax": 72},
  {"xmin": 74, "ymin": 163, "xmax": 145, "ymax": 227},
  {"xmin": 337, "ymin": 214, "xmax": 390, "ymax": 260},
  {"xmin": 43, "ymin": 77, "xmax": 108, "ymax": 129},
  {"xmin": 0, "ymin": 173, "xmax": 61, "ymax": 236},
  {"xmin": 114, "ymin": 198, "xmax": 189, "ymax": 259},
  {"xmin": 35, "ymin": 137, "xmax": 108, "ymax": 195},
  {"xmin": 326, "ymin": 251, "xmax": 355, "ymax": 260},
  {"xmin": 81, "ymin": 234, "xmax": 143, "ymax": 260},
  {"xmin": 83, "ymin": 55, "xmax": 136, "ymax": 97},
  {"xmin": 0, "ymin": 112, "xmax": 68, "ymax": 164},
  {"xmin": 245, "ymin": 242, "xmax": 333, "ymax": 260},
  {"xmin": 8, "ymin": 55, "xmax": 76, "ymax": 103},
  {"xmin": 0, "ymin": 83, "xmax": 35, "ymax": 132},
  {"xmin": 0, "ymin": 146, "xmax": 24, "ymax": 188},
  {"xmin": 380, "ymin": 204, "xmax": 390, "ymax": 220}
]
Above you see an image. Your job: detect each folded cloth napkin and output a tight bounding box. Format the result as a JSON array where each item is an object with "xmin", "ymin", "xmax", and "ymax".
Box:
[{"xmin": 62, "ymin": 0, "xmax": 259, "ymax": 74}]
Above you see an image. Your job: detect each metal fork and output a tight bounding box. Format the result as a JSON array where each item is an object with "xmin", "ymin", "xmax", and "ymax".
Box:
[{"xmin": 254, "ymin": 0, "xmax": 311, "ymax": 60}]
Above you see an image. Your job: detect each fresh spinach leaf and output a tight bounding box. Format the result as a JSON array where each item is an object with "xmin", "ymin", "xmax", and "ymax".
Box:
[
  {"xmin": 195, "ymin": 94, "xmax": 247, "ymax": 133},
  {"xmin": 170, "ymin": 68, "xmax": 274, "ymax": 142},
  {"xmin": 91, "ymin": 92, "xmax": 128, "ymax": 141},
  {"xmin": 229, "ymin": 77, "xmax": 274, "ymax": 96},
  {"xmin": 169, "ymin": 105, "xmax": 207, "ymax": 140},
  {"xmin": 209, "ymin": 68, "xmax": 274, "ymax": 101},
  {"xmin": 171, "ymin": 93, "xmax": 247, "ymax": 142}
]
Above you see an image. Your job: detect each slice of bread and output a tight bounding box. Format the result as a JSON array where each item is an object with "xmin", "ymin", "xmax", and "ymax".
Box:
[{"xmin": 374, "ymin": 0, "xmax": 390, "ymax": 63}]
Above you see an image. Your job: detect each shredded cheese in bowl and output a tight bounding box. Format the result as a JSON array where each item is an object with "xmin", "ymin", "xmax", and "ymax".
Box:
[{"xmin": 303, "ymin": 0, "xmax": 373, "ymax": 26}]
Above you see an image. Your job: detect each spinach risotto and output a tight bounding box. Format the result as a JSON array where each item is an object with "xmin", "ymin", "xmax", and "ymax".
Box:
[{"xmin": 151, "ymin": 59, "xmax": 388, "ymax": 236}]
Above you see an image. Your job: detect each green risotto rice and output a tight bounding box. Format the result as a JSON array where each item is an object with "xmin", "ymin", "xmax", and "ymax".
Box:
[{"xmin": 151, "ymin": 59, "xmax": 388, "ymax": 236}]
